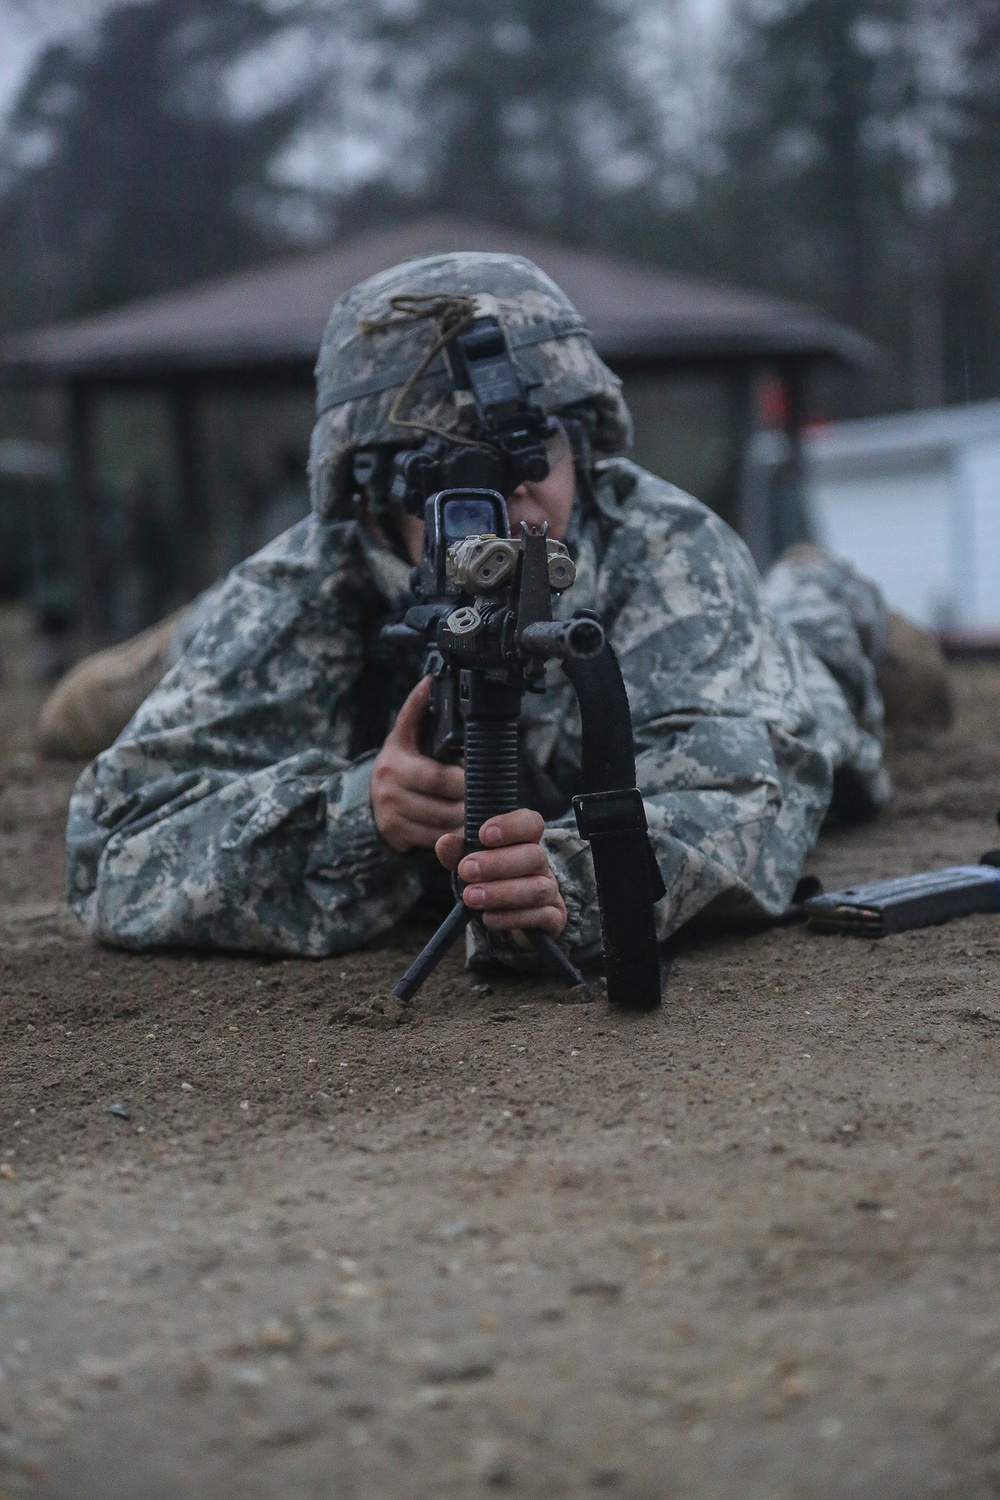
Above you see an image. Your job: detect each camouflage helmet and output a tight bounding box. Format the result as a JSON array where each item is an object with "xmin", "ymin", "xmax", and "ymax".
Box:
[{"xmin": 309, "ymin": 251, "xmax": 632, "ymax": 523}]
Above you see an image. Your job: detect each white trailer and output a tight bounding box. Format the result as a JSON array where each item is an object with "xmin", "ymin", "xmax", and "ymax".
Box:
[{"xmin": 804, "ymin": 400, "xmax": 1000, "ymax": 632}]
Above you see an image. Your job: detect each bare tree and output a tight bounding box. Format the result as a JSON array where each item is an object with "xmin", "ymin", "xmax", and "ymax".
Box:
[{"xmin": 0, "ymin": 0, "xmax": 308, "ymax": 326}]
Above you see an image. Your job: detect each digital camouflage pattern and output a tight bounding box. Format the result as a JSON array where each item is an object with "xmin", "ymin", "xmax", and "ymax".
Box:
[
  {"xmin": 308, "ymin": 250, "xmax": 632, "ymax": 527},
  {"xmin": 66, "ymin": 251, "xmax": 891, "ymax": 960},
  {"xmin": 65, "ymin": 466, "xmax": 891, "ymax": 959}
]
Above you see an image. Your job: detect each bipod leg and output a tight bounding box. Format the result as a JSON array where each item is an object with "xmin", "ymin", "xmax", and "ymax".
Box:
[
  {"xmin": 527, "ymin": 930, "xmax": 587, "ymax": 991},
  {"xmin": 392, "ymin": 900, "xmax": 472, "ymax": 1004}
]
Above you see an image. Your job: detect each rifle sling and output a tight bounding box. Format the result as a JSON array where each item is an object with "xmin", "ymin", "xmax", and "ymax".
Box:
[{"xmin": 563, "ymin": 634, "xmax": 665, "ymax": 1012}]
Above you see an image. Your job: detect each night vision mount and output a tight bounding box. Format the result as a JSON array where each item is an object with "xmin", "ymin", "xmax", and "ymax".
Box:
[{"xmin": 352, "ymin": 313, "xmax": 555, "ymax": 513}]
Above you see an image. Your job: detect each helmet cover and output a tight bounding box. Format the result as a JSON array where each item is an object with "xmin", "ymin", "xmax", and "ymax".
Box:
[{"xmin": 309, "ymin": 251, "xmax": 632, "ymax": 523}]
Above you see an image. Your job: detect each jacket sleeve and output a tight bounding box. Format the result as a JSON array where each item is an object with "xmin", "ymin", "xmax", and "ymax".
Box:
[
  {"xmin": 66, "ymin": 519, "xmax": 423, "ymax": 955},
  {"xmin": 537, "ymin": 483, "xmax": 884, "ymax": 960}
]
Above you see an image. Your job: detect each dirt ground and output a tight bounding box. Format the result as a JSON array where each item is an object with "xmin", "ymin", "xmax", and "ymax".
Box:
[{"xmin": 5, "ymin": 607, "xmax": 1000, "ymax": 1499}]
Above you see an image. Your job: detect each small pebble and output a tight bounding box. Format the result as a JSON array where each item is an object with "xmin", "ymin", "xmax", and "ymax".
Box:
[
  {"xmin": 108, "ymin": 1102, "xmax": 130, "ymax": 1120},
  {"xmin": 559, "ymin": 982, "xmax": 595, "ymax": 1005},
  {"xmin": 570, "ymin": 1278, "xmax": 623, "ymax": 1301},
  {"xmin": 471, "ymin": 1436, "xmax": 511, "ymax": 1486},
  {"xmin": 77, "ymin": 1355, "xmax": 121, "ymax": 1389},
  {"xmin": 420, "ymin": 1341, "xmax": 497, "ymax": 1383},
  {"xmin": 259, "ymin": 1317, "xmax": 297, "ymax": 1352},
  {"xmin": 0, "ymin": 1164, "xmax": 16, "ymax": 1180},
  {"xmin": 178, "ymin": 1359, "xmax": 211, "ymax": 1397},
  {"xmin": 418, "ymin": 1385, "xmax": 450, "ymax": 1409}
]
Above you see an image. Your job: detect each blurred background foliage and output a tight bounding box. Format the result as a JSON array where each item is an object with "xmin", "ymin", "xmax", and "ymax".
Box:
[{"xmin": 0, "ymin": 0, "xmax": 997, "ymax": 415}]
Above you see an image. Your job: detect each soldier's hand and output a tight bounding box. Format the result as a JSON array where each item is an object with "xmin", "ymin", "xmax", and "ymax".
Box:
[
  {"xmin": 371, "ymin": 677, "xmax": 465, "ymax": 853},
  {"xmin": 436, "ymin": 809, "xmax": 568, "ymax": 939}
]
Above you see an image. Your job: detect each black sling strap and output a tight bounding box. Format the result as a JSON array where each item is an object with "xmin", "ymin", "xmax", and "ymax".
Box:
[{"xmin": 562, "ymin": 625, "xmax": 666, "ymax": 1012}]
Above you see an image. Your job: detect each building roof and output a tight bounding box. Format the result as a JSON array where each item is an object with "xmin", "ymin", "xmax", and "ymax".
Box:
[
  {"xmin": 807, "ymin": 397, "xmax": 1000, "ymax": 477},
  {"xmin": 0, "ymin": 215, "xmax": 876, "ymax": 381}
]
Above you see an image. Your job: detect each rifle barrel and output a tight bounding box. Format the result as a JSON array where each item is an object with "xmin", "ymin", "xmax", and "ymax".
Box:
[{"xmin": 518, "ymin": 617, "xmax": 605, "ymax": 661}]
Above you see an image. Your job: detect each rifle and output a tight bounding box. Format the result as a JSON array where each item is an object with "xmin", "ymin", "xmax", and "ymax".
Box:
[
  {"xmin": 382, "ymin": 486, "xmax": 665, "ymax": 1010},
  {"xmin": 355, "ymin": 302, "xmax": 663, "ymax": 1010}
]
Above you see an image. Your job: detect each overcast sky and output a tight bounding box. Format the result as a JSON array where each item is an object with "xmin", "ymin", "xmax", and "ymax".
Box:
[
  {"xmin": 0, "ymin": 0, "xmax": 733, "ymax": 125},
  {"xmin": 0, "ymin": 0, "xmax": 110, "ymax": 118}
]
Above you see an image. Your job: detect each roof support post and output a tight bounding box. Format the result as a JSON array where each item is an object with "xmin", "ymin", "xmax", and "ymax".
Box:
[
  {"xmin": 738, "ymin": 360, "xmax": 814, "ymax": 573},
  {"xmin": 170, "ymin": 379, "xmax": 207, "ymax": 600},
  {"xmin": 771, "ymin": 358, "xmax": 813, "ymax": 560},
  {"xmin": 67, "ymin": 379, "xmax": 100, "ymax": 643},
  {"xmin": 716, "ymin": 366, "xmax": 755, "ymax": 537}
]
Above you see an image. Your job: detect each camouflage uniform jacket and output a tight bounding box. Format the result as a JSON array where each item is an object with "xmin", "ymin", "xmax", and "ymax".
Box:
[{"xmin": 66, "ymin": 458, "xmax": 889, "ymax": 959}]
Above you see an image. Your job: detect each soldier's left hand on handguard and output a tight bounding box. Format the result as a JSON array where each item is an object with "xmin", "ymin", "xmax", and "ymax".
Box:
[{"xmin": 435, "ymin": 809, "xmax": 568, "ymax": 938}]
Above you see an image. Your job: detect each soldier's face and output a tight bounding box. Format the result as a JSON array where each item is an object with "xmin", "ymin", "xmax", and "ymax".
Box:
[{"xmin": 505, "ymin": 437, "xmax": 575, "ymax": 541}]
